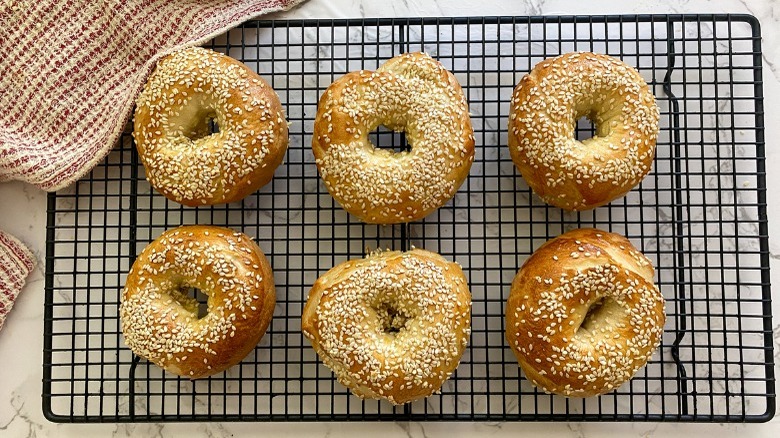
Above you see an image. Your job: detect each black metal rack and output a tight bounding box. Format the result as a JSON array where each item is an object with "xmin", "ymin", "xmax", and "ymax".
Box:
[{"xmin": 43, "ymin": 15, "xmax": 773, "ymax": 422}]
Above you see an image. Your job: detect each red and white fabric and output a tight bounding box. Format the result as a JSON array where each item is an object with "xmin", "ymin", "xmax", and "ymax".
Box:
[
  {"xmin": 0, "ymin": 0, "xmax": 306, "ymax": 333},
  {"xmin": 0, "ymin": 231, "xmax": 35, "ymax": 332}
]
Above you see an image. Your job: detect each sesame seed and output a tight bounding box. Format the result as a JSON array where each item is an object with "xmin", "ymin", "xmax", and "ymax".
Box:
[
  {"xmin": 505, "ymin": 228, "xmax": 665, "ymax": 397},
  {"xmin": 301, "ymin": 248, "xmax": 471, "ymax": 404},
  {"xmin": 507, "ymin": 52, "xmax": 659, "ymax": 211},
  {"xmin": 120, "ymin": 225, "xmax": 275, "ymax": 379},
  {"xmin": 133, "ymin": 47, "xmax": 288, "ymax": 206},
  {"xmin": 311, "ymin": 52, "xmax": 474, "ymax": 224}
]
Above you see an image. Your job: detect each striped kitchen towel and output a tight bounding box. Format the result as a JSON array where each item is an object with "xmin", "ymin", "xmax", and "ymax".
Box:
[
  {"xmin": 0, "ymin": 231, "xmax": 35, "ymax": 332},
  {"xmin": 0, "ymin": 0, "xmax": 306, "ymax": 332},
  {"xmin": 0, "ymin": 0, "xmax": 305, "ymax": 190}
]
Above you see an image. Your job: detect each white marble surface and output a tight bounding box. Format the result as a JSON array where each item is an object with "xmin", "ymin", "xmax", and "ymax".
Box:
[{"xmin": 2, "ymin": 0, "xmax": 780, "ymax": 436}]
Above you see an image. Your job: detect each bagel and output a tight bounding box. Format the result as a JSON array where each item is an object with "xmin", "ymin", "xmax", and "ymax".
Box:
[
  {"xmin": 302, "ymin": 249, "xmax": 472, "ymax": 404},
  {"xmin": 120, "ymin": 225, "xmax": 275, "ymax": 378},
  {"xmin": 508, "ymin": 52, "xmax": 659, "ymax": 211},
  {"xmin": 133, "ymin": 47, "xmax": 288, "ymax": 206},
  {"xmin": 505, "ymin": 228, "xmax": 666, "ymax": 397},
  {"xmin": 312, "ymin": 52, "xmax": 475, "ymax": 224}
]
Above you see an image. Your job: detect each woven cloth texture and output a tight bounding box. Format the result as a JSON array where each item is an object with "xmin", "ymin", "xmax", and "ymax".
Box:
[
  {"xmin": 0, "ymin": 231, "xmax": 35, "ymax": 332},
  {"xmin": 0, "ymin": 0, "xmax": 306, "ymax": 333},
  {"xmin": 0, "ymin": 0, "xmax": 304, "ymax": 190}
]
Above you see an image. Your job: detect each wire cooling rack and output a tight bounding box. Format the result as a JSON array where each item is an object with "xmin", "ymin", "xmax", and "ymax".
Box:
[{"xmin": 43, "ymin": 15, "xmax": 773, "ymax": 422}]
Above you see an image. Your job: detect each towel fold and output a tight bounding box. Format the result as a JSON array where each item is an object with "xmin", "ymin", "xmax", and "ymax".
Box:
[{"xmin": 0, "ymin": 230, "xmax": 35, "ymax": 332}]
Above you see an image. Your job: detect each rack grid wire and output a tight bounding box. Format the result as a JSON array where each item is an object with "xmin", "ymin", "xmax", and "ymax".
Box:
[{"xmin": 43, "ymin": 15, "xmax": 773, "ymax": 423}]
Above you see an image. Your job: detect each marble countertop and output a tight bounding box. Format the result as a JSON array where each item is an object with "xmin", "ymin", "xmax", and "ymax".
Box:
[{"xmin": 2, "ymin": 0, "xmax": 779, "ymax": 436}]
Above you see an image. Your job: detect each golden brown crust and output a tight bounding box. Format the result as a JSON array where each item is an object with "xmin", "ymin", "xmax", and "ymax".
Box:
[
  {"xmin": 508, "ymin": 52, "xmax": 659, "ymax": 211},
  {"xmin": 302, "ymin": 249, "xmax": 472, "ymax": 404},
  {"xmin": 133, "ymin": 47, "xmax": 288, "ymax": 207},
  {"xmin": 312, "ymin": 52, "xmax": 475, "ymax": 224},
  {"xmin": 121, "ymin": 225, "xmax": 276, "ymax": 379},
  {"xmin": 505, "ymin": 228, "xmax": 665, "ymax": 397}
]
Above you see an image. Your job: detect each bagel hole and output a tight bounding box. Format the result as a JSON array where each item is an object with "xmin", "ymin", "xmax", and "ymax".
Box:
[
  {"xmin": 574, "ymin": 115, "xmax": 597, "ymax": 141},
  {"xmin": 578, "ymin": 297, "xmax": 619, "ymax": 334},
  {"xmin": 194, "ymin": 289, "xmax": 209, "ymax": 319},
  {"xmin": 368, "ymin": 125, "xmax": 409, "ymax": 154},
  {"xmin": 207, "ymin": 117, "xmax": 220, "ymax": 134},
  {"xmin": 375, "ymin": 303, "xmax": 411, "ymax": 335},
  {"xmin": 181, "ymin": 287, "xmax": 209, "ymax": 319},
  {"xmin": 183, "ymin": 114, "xmax": 220, "ymax": 141}
]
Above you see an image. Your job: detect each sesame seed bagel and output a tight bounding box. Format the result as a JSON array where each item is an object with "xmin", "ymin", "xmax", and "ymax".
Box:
[
  {"xmin": 133, "ymin": 47, "xmax": 288, "ymax": 206},
  {"xmin": 505, "ymin": 228, "xmax": 665, "ymax": 397},
  {"xmin": 508, "ymin": 52, "xmax": 660, "ymax": 211},
  {"xmin": 302, "ymin": 249, "xmax": 472, "ymax": 404},
  {"xmin": 121, "ymin": 225, "xmax": 275, "ymax": 379},
  {"xmin": 312, "ymin": 52, "xmax": 475, "ymax": 224}
]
